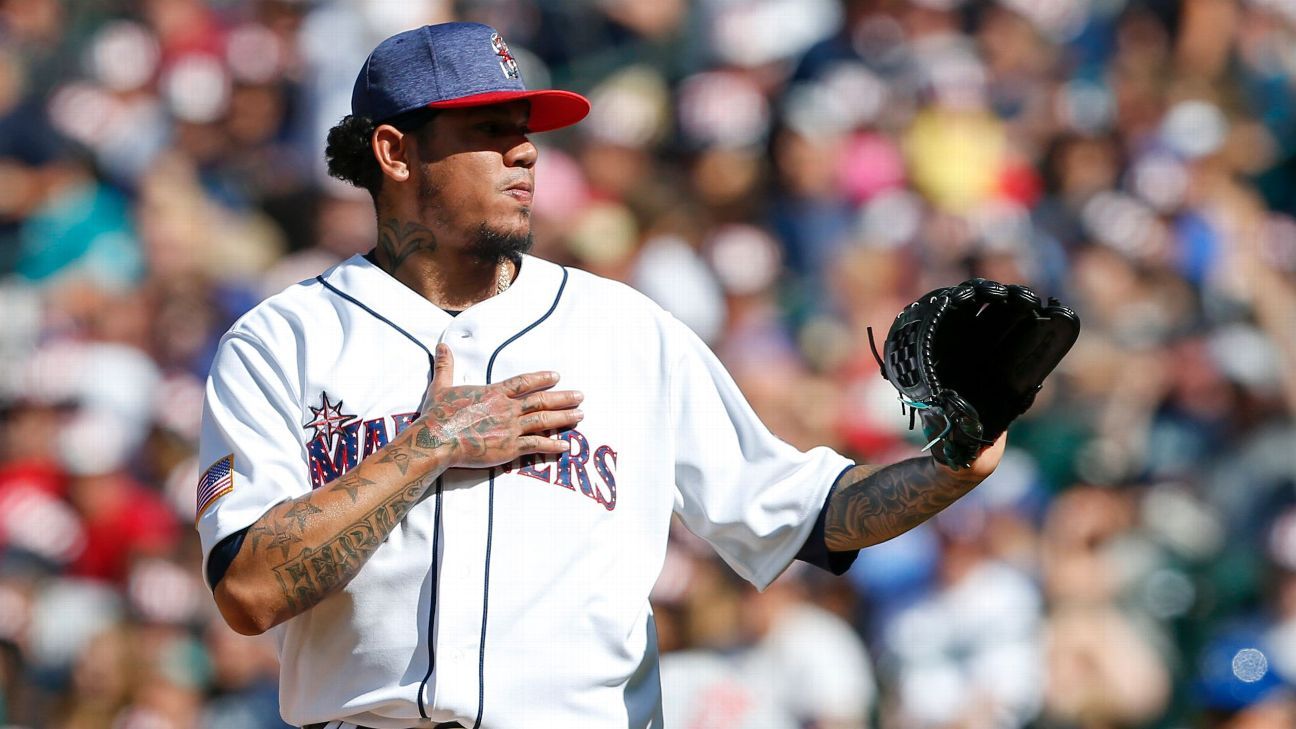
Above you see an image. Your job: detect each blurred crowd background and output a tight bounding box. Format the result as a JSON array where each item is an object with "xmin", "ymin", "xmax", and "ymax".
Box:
[{"xmin": 2, "ymin": 0, "xmax": 1296, "ymax": 727}]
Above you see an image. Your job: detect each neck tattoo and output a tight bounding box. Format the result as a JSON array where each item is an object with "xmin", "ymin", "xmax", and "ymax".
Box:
[{"xmin": 496, "ymin": 260, "xmax": 513, "ymax": 295}]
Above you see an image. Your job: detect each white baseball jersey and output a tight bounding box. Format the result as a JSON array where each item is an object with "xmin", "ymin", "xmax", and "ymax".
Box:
[{"xmin": 196, "ymin": 253, "xmax": 853, "ymax": 729}]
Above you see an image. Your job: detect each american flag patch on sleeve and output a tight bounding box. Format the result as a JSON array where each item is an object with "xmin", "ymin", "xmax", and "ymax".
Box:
[{"xmin": 196, "ymin": 454, "xmax": 235, "ymax": 522}]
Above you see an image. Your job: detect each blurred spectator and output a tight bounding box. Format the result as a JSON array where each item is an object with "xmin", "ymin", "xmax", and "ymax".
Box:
[
  {"xmin": 882, "ymin": 519, "xmax": 1044, "ymax": 727},
  {"xmin": 202, "ymin": 621, "xmax": 290, "ymax": 729},
  {"xmin": 737, "ymin": 567, "xmax": 876, "ymax": 728},
  {"xmin": 60, "ymin": 411, "xmax": 178, "ymax": 585},
  {"xmin": 1040, "ymin": 486, "xmax": 1173, "ymax": 727}
]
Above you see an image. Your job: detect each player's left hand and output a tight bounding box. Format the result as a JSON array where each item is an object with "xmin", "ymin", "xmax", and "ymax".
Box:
[{"xmin": 942, "ymin": 432, "xmax": 1006, "ymax": 483}]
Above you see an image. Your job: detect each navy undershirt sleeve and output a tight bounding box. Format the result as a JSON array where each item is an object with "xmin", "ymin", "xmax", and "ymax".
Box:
[
  {"xmin": 206, "ymin": 527, "xmax": 250, "ymax": 590},
  {"xmin": 793, "ymin": 465, "xmax": 860, "ymax": 575}
]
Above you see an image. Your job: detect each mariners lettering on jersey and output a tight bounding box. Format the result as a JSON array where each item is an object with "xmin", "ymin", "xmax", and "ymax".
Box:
[
  {"xmin": 304, "ymin": 391, "xmax": 418, "ymax": 488},
  {"xmin": 304, "ymin": 393, "xmax": 617, "ymax": 508},
  {"xmin": 504, "ymin": 429, "xmax": 619, "ymax": 510}
]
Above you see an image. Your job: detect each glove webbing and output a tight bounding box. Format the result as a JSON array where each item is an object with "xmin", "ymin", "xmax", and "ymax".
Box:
[{"xmin": 868, "ymin": 325, "xmax": 967, "ymax": 454}]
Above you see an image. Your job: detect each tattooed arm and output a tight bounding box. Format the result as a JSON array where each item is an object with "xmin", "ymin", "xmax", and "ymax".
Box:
[
  {"xmin": 214, "ymin": 344, "xmax": 583, "ymax": 635},
  {"xmin": 823, "ymin": 435, "xmax": 1006, "ymax": 552}
]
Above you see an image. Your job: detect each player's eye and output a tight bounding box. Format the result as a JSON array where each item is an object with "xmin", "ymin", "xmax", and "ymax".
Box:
[{"xmin": 477, "ymin": 121, "xmax": 529, "ymax": 137}]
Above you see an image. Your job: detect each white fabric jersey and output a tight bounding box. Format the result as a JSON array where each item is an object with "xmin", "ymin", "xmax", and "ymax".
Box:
[{"xmin": 196, "ymin": 253, "xmax": 852, "ymax": 729}]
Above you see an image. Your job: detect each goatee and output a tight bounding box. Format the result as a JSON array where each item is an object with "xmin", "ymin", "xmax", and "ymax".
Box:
[{"xmin": 470, "ymin": 223, "xmax": 533, "ymax": 264}]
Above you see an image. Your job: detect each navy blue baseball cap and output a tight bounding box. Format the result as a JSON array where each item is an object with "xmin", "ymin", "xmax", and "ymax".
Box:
[{"xmin": 351, "ymin": 22, "xmax": 590, "ymax": 133}]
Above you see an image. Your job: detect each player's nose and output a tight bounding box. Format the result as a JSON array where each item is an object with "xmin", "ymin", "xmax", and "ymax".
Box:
[{"xmin": 504, "ymin": 138, "xmax": 537, "ymax": 169}]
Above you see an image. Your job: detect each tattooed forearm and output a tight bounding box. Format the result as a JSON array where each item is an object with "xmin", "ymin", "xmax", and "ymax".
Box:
[
  {"xmin": 377, "ymin": 218, "xmax": 438, "ymax": 272},
  {"xmin": 283, "ymin": 501, "xmax": 323, "ymax": 529},
  {"xmin": 214, "ymin": 348, "xmax": 589, "ymax": 635},
  {"xmin": 270, "ymin": 477, "xmax": 428, "ymax": 613},
  {"xmin": 219, "ymin": 414, "xmax": 456, "ymax": 634},
  {"xmin": 334, "ymin": 473, "xmax": 375, "ymax": 504},
  {"xmin": 247, "ymin": 519, "xmax": 304, "ymax": 561},
  {"xmin": 823, "ymin": 458, "xmax": 981, "ymax": 551},
  {"xmin": 377, "ymin": 443, "xmax": 429, "ymax": 475}
]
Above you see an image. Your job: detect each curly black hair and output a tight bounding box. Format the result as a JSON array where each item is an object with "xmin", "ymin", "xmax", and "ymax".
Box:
[
  {"xmin": 324, "ymin": 109, "xmax": 440, "ymax": 198},
  {"xmin": 325, "ymin": 114, "xmax": 382, "ymax": 195}
]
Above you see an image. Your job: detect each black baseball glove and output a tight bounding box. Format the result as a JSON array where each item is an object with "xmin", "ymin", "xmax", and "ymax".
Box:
[{"xmin": 869, "ymin": 278, "xmax": 1081, "ymax": 470}]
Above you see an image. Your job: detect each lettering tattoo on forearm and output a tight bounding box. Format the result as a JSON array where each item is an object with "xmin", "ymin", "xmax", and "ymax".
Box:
[
  {"xmin": 377, "ymin": 218, "xmax": 438, "ymax": 272},
  {"xmin": 269, "ymin": 477, "xmax": 429, "ymax": 613},
  {"xmin": 236, "ymin": 363, "xmax": 565, "ymax": 619},
  {"xmin": 823, "ymin": 458, "xmax": 978, "ymax": 551},
  {"xmin": 242, "ymin": 424, "xmax": 444, "ymax": 616}
]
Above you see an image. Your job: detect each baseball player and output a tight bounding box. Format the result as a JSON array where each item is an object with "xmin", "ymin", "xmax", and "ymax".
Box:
[{"xmin": 196, "ymin": 22, "xmax": 1005, "ymax": 729}]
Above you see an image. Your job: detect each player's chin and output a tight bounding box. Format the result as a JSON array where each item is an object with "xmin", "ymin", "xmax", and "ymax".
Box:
[
  {"xmin": 471, "ymin": 220, "xmax": 534, "ymax": 262},
  {"xmin": 487, "ymin": 198, "xmax": 531, "ymax": 225},
  {"xmin": 502, "ymin": 207, "xmax": 533, "ymax": 236},
  {"xmin": 492, "ymin": 210, "xmax": 530, "ymax": 238}
]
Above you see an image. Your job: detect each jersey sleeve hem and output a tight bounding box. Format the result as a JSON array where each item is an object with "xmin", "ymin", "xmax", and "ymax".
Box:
[
  {"xmin": 746, "ymin": 450, "xmax": 856, "ymax": 591},
  {"xmin": 197, "ymin": 327, "xmax": 308, "ymax": 589},
  {"xmin": 198, "ymin": 494, "xmax": 293, "ymax": 593},
  {"xmin": 793, "ymin": 463, "xmax": 860, "ymax": 576},
  {"xmin": 206, "ymin": 526, "xmax": 250, "ymax": 590}
]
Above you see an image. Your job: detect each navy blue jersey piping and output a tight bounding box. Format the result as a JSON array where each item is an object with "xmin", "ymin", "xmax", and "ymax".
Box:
[
  {"xmin": 474, "ymin": 266, "xmax": 569, "ymax": 729},
  {"xmin": 417, "ymin": 477, "xmax": 445, "ymax": 718},
  {"xmin": 314, "ymin": 275, "xmax": 446, "ymax": 719},
  {"xmin": 316, "ymin": 276, "xmax": 434, "ymax": 356}
]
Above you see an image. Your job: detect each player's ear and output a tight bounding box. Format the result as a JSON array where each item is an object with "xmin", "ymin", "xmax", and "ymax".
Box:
[{"xmin": 372, "ymin": 124, "xmax": 412, "ymax": 183}]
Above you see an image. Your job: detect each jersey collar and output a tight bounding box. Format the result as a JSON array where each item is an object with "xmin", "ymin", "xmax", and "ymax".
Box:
[{"xmin": 319, "ymin": 252, "xmax": 567, "ymax": 344}]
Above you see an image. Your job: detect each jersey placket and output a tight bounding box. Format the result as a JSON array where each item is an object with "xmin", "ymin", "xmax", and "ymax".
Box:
[{"xmin": 421, "ymin": 317, "xmax": 492, "ymax": 722}]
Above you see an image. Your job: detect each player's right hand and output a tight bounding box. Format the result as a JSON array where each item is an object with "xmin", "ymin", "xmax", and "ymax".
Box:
[{"xmin": 413, "ymin": 342, "xmax": 584, "ymax": 469}]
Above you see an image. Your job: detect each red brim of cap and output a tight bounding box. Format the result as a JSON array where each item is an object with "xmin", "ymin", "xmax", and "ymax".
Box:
[{"xmin": 426, "ymin": 89, "xmax": 591, "ymax": 133}]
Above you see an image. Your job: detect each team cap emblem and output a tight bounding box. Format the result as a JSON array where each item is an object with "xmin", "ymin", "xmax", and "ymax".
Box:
[{"xmin": 491, "ymin": 33, "xmax": 520, "ymax": 80}]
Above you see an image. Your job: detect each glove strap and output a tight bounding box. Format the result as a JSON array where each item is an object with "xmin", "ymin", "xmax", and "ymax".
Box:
[
  {"xmin": 920, "ymin": 417, "xmax": 952, "ymax": 454},
  {"xmin": 866, "ymin": 326, "xmax": 887, "ymax": 380}
]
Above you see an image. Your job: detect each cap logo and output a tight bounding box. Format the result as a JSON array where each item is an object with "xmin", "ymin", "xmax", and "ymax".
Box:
[{"xmin": 491, "ymin": 32, "xmax": 520, "ymax": 80}]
